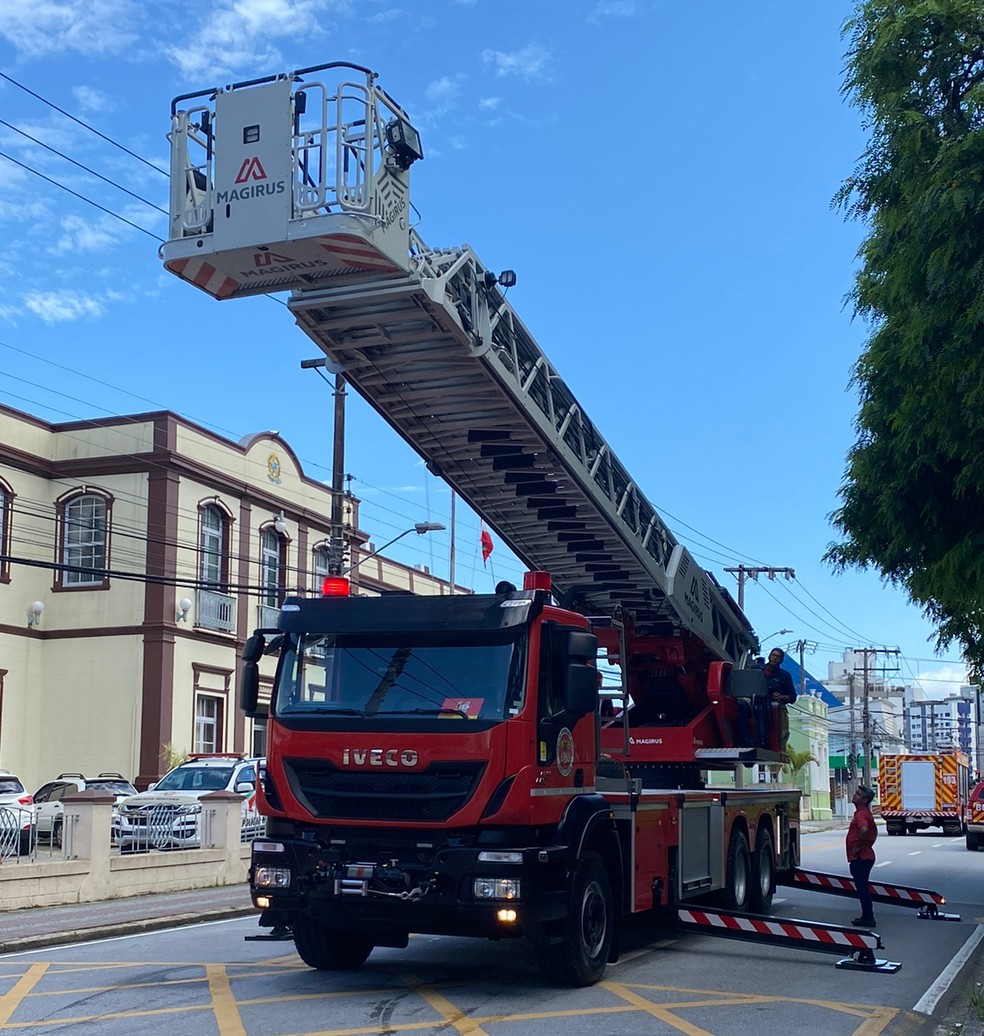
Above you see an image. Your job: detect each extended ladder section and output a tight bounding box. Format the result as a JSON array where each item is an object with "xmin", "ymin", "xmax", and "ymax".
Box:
[
  {"xmin": 289, "ymin": 247, "xmax": 754, "ymax": 665},
  {"xmin": 163, "ymin": 65, "xmax": 756, "ymax": 667}
]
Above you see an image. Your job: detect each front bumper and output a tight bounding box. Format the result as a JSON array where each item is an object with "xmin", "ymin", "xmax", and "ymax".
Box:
[{"xmin": 250, "ymin": 836, "xmax": 569, "ymax": 938}]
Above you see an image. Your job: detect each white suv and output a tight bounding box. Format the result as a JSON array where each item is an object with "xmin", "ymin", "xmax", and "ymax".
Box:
[
  {"xmin": 113, "ymin": 755, "xmax": 262, "ymax": 852},
  {"xmin": 0, "ymin": 770, "xmax": 36, "ymax": 856},
  {"xmin": 34, "ymin": 773, "xmax": 137, "ymax": 847}
]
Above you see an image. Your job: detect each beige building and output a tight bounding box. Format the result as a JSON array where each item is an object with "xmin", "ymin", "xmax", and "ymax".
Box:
[{"xmin": 0, "ymin": 403, "xmax": 459, "ymax": 792}]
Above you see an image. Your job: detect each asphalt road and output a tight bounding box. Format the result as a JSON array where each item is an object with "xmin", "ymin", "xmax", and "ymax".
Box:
[{"xmin": 0, "ymin": 828, "xmax": 981, "ymax": 1036}]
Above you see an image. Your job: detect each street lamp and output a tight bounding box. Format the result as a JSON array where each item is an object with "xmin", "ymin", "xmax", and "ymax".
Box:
[
  {"xmin": 344, "ymin": 522, "xmax": 445, "ymax": 575},
  {"xmin": 761, "ymin": 628, "xmax": 792, "ymax": 646}
]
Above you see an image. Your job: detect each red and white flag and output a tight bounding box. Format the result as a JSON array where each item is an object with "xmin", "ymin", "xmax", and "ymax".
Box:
[{"xmin": 480, "ymin": 523, "xmax": 494, "ymax": 566}]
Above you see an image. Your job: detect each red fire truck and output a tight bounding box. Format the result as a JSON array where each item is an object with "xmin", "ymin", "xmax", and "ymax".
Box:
[{"xmin": 162, "ymin": 63, "xmax": 866, "ymax": 984}]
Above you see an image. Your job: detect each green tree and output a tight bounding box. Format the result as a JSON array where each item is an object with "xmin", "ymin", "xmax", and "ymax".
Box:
[
  {"xmin": 826, "ymin": 1, "xmax": 984, "ymax": 678},
  {"xmin": 783, "ymin": 747, "xmax": 819, "ymax": 792}
]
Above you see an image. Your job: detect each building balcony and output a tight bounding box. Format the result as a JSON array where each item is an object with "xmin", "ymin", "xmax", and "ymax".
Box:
[{"xmin": 196, "ymin": 589, "xmax": 236, "ymax": 633}]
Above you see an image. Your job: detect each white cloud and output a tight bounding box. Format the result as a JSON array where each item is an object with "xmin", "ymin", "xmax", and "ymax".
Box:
[
  {"xmin": 423, "ymin": 75, "xmax": 463, "ymax": 116},
  {"xmin": 50, "ymin": 215, "xmax": 121, "ymax": 255},
  {"xmin": 160, "ymin": 0, "xmax": 349, "ymax": 80},
  {"xmin": 588, "ymin": 1, "xmax": 637, "ymax": 22},
  {"xmin": 478, "ymin": 97, "xmax": 501, "ymax": 109},
  {"xmin": 0, "ymin": 0, "xmax": 138, "ymax": 57},
  {"xmin": 72, "ymin": 85, "xmax": 112, "ymax": 113},
  {"xmin": 481, "ymin": 44, "xmax": 552, "ymax": 82},
  {"xmin": 913, "ymin": 662, "xmax": 969, "ymax": 699},
  {"xmin": 23, "ymin": 290, "xmax": 108, "ymax": 323},
  {"xmin": 369, "ymin": 7, "xmax": 401, "ymax": 22}
]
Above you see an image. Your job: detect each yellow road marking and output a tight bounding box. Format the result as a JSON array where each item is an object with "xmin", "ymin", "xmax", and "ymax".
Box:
[
  {"xmin": 0, "ymin": 964, "xmax": 48, "ymax": 1027},
  {"xmin": 405, "ymin": 976, "xmax": 491, "ymax": 1036},
  {"xmin": 206, "ymin": 964, "xmax": 247, "ymax": 1036}
]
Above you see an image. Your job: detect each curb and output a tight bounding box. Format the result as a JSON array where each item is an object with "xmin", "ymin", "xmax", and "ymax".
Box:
[{"xmin": 0, "ymin": 905, "xmax": 259, "ymax": 955}]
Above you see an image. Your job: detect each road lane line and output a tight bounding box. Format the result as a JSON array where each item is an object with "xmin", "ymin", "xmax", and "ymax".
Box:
[
  {"xmin": 913, "ymin": 924, "xmax": 984, "ymax": 1015},
  {"xmin": 0, "ymin": 962, "xmax": 48, "ymax": 1026},
  {"xmin": 206, "ymin": 963, "xmax": 247, "ymax": 1036}
]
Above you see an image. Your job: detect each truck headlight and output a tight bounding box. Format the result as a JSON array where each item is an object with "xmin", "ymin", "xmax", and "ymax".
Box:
[
  {"xmin": 254, "ymin": 866, "xmax": 291, "ymax": 888},
  {"xmin": 473, "ymin": 877, "xmax": 521, "ymax": 900}
]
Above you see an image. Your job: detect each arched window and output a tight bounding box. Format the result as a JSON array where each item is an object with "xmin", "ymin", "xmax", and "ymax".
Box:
[
  {"xmin": 0, "ymin": 480, "xmax": 11, "ymax": 584},
  {"xmin": 199, "ymin": 503, "xmax": 228, "ymax": 588},
  {"xmin": 59, "ymin": 492, "xmax": 109, "ymax": 588},
  {"xmin": 313, "ymin": 543, "xmax": 331, "ymax": 593},
  {"xmin": 260, "ymin": 527, "xmax": 284, "ymax": 608}
]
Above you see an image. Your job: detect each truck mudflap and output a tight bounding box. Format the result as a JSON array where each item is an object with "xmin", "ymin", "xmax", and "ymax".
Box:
[
  {"xmin": 779, "ymin": 868, "xmax": 960, "ymax": 921},
  {"xmin": 675, "ymin": 907, "xmax": 901, "ymax": 973}
]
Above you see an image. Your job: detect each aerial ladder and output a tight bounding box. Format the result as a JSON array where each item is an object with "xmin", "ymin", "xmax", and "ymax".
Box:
[{"xmin": 163, "ymin": 62, "xmax": 765, "ymax": 776}]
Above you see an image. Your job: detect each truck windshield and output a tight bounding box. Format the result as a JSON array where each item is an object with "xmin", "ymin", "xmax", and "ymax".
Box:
[{"xmin": 274, "ymin": 631, "xmax": 527, "ymax": 722}]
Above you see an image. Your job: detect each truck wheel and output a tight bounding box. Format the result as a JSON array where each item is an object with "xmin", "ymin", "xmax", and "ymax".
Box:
[
  {"xmin": 886, "ymin": 823, "xmax": 902, "ymax": 836},
  {"xmin": 966, "ymin": 832, "xmax": 980, "ymax": 851},
  {"xmin": 748, "ymin": 829, "xmax": 774, "ymax": 913},
  {"xmin": 722, "ymin": 830, "xmax": 751, "ymax": 912},
  {"xmin": 292, "ymin": 917, "xmax": 374, "ymax": 970},
  {"xmin": 534, "ymin": 851, "xmax": 613, "ymax": 987}
]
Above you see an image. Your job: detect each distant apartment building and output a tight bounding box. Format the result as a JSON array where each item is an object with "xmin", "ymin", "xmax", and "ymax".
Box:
[
  {"xmin": 906, "ymin": 689, "xmax": 979, "ymax": 767},
  {"xmin": 824, "ymin": 650, "xmax": 905, "ymax": 757},
  {"xmin": 0, "ymin": 403, "xmax": 460, "ymax": 791}
]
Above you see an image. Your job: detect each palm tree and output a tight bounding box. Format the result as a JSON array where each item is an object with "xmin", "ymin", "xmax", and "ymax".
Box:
[{"xmin": 783, "ymin": 747, "xmax": 819, "ymax": 793}]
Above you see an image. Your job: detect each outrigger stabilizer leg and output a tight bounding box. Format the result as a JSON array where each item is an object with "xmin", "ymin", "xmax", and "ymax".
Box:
[
  {"xmin": 780, "ymin": 869, "xmax": 961, "ymax": 921},
  {"xmin": 675, "ymin": 907, "xmax": 902, "ymax": 973}
]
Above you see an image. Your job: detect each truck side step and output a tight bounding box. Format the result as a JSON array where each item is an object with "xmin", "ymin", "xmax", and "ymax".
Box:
[
  {"xmin": 675, "ymin": 907, "xmax": 901, "ymax": 973},
  {"xmin": 780, "ymin": 868, "xmax": 960, "ymax": 920}
]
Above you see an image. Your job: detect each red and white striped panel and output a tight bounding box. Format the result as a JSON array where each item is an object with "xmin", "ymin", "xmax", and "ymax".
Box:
[
  {"xmin": 792, "ymin": 869, "xmax": 943, "ymax": 906},
  {"xmin": 317, "ymin": 234, "xmax": 401, "ymax": 273},
  {"xmin": 677, "ymin": 908, "xmax": 880, "ymax": 950},
  {"xmin": 165, "ymin": 257, "xmax": 239, "ymax": 299}
]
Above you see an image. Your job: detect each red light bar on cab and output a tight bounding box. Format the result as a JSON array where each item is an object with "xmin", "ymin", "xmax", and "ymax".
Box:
[
  {"xmin": 523, "ymin": 570, "xmax": 551, "ymax": 592},
  {"xmin": 321, "ymin": 576, "xmax": 351, "ymax": 596}
]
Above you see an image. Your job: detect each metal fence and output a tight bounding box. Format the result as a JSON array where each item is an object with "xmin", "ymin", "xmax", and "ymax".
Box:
[{"xmin": 0, "ymin": 804, "xmax": 264, "ymax": 862}]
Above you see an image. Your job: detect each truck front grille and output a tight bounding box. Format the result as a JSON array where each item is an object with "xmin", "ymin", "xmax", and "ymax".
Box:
[{"xmin": 283, "ymin": 758, "xmax": 486, "ymax": 822}]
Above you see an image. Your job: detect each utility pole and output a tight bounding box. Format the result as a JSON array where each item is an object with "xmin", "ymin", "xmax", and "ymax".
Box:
[
  {"xmin": 723, "ymin": 565, "xmax": 795, "ymax": 610},
  {"xmin": 301, "ymin": 359, "xmax": 348, "ymax": 576},
  {"xmin": 852, "ymin": 647, "xmax": 901, "ymax": 788},
  {"xmin": 849, "ymin": 672, "xmax": 857, "ymax": 798},
  {"xmin": 861, "ymin": 648, "xmax": 872, "ymax": 788}
]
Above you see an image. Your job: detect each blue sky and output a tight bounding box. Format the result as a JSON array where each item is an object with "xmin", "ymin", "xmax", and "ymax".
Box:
[{"xmin": 0, "ymin": 0, "xmax": 969, "ymax": 697}]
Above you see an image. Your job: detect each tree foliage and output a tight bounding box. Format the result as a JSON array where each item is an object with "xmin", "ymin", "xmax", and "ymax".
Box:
[{"xmin": 827, "ymin": 0, "xmax": 984, "ymax": 679}]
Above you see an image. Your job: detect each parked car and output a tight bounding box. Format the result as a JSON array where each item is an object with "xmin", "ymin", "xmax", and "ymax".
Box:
[
  {"xmin": 965, "ymin": 780, "xmax": 984, "ymax": 851},
  {"xmin": 0, "ymin": 770, "xmax": 36, "ymax": 856},
  {"xmin": 34, "ymin": 773, "xmax": 138, "ymax": 847},
  {"xmin": 113, "ymin": 755, "xmax": 263, "ymax": 851}
]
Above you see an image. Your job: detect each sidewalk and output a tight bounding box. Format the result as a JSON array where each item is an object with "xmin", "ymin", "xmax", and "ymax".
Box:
[{"xmin": 0, "ymin": 883, "xmax": 258, "ymax": 954}]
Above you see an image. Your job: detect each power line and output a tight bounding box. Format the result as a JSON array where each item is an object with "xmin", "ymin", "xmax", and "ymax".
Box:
[
  {"xmin": 0, "ymin": 148, "xmax": 161, "ymax": 241},
  {"xmin": 0, "ymin": 118, "xmax": 168, "ymax": 214},
  {"xmin": 0, "ymin": 70, "xmax": 167, "ymax": 177}
]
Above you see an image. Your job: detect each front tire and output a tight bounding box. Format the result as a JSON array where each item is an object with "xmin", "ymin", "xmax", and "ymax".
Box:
[
  {"xmin": 293, "ymin": 917, "xmax": 374, "ymax": 970},
  {"xmin": 748, "ymin": 829, "xmax": 775, "ymax": 913},
  {"xmin": 967, "ymin": 832, "xmax": 981, "ymax": 851},
  {"xmin": 721, "ymin": 830, "xmax": 751, "ymax": 912},
  {"xmin": 534, "ymin": 851, "xmax": 614, "ymax": 987}
]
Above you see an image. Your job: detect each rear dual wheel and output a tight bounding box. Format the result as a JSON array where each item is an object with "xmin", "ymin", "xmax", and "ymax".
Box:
[
  {"xmin": 721, "ymin": 830, "xmax": 750, "ymax": 912},
  {"xmin": 749, "ymin": 829, "xmax": 775, "ymax": 913}
]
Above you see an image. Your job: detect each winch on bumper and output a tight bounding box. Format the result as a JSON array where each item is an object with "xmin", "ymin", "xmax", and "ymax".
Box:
[{"xmin": 249, "ymin": 836, "xmax": 570, "ymax": 938}]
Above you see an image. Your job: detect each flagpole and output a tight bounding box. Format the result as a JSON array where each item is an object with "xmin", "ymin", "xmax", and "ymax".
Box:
[{"xmin": 449, "ymin": 490, "xmax": 456, "ymax": 595}]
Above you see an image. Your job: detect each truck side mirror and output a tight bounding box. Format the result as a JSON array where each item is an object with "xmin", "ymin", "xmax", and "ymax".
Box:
[
  {"xmin": 242, "ymin": 633, "xmax": 266, "ymax": 664},
  {"xmin": 566, "ymin": 663, "xmax": 598, "ymax": 716},
  {"xmin": 240, "ymin": 663, "xmax": 259, "ymax": 717}
]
